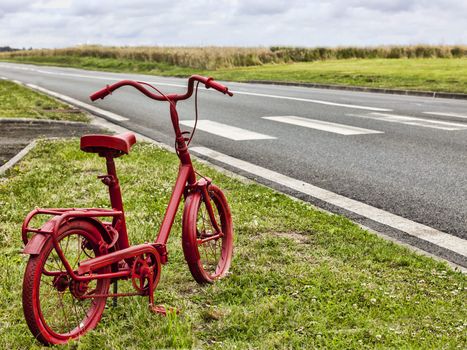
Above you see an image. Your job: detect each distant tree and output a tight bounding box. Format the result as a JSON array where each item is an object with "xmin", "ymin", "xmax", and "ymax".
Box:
[{"xmin": 0, "ymin": 46, "xmax": 19, "ymax": 52}]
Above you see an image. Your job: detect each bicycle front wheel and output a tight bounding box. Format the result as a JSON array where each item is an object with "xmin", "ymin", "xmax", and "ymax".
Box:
[
  {"xmin": 182, "ymin": 184, "xmax": 234, "ymax": 284},
  {"xmin": 22, "ymin": 220, "xmax": 111, "ymax": 345}
]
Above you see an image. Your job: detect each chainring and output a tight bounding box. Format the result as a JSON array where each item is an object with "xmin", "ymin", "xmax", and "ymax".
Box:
[{"xmin": 131, "ymin": 253, "xmax": 161, "ymax": 295}]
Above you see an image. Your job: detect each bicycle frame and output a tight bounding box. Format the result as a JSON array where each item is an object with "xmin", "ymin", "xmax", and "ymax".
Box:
[
  {"xmin": 21, "ymin": 75, "xmax": 234, "ymax": 345},
  {"xmin": 22, "ymin": 76, "xmax": 229, "ymax": 283}
]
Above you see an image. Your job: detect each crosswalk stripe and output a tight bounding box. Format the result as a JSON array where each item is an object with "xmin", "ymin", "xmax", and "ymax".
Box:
[
  {"xmin": 180, "ymin": 119, "xmax": 276, "ymax": 141},
  {"xmin": 263, "ymin": 116, "xmax": 383, "ymax": 135},
  {"xmin": 349, "ymin": 113, "xmax": 467, "ymax": 131},
  {"xmin": 423, "ymin": 112, "xmax": 467, "ymax": 119}
]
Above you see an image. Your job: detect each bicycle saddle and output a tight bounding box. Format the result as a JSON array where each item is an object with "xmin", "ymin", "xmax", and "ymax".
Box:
[{"xmin": 80, "ymin": 132, "xmax": 136, "ymax": 157}]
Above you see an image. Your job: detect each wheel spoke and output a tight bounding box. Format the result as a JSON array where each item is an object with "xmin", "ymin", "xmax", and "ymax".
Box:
[
  {"xmin": 52, "ymin": 250, "xmax": 63, "ymax": 272},
  {"xmin": 196, "ymin": 194, "xmax": 225, "ymax": 275},
  {"xmin": 63, "ymin": 235, "xmax": 71, "ymax": 257},
  {"xmin": 73, "ymin": 235, "xmax": 84, "ymax": 269},
  {"xmin": 57, "ymin": 292, "xmax": 71, "ymax": 333}
]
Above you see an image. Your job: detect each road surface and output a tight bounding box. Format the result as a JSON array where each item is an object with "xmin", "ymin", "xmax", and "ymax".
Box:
[{"xmin": 1, "ymin": 62, "xmax": 466, "ymax": 268}]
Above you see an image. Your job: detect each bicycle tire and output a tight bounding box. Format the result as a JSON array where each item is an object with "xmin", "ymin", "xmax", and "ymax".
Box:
[
  {"xmin": 182, "ymin": 184, "xmax": 233, "ymax": 284},
  {"xmin": 22, "ymin": 220, "xmax": 111, "ymax": 345}
]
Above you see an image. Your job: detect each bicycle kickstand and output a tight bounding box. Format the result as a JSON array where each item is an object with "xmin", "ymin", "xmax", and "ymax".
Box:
[
  {"xmin": 147, "ymin": 269, "xmax": 178, "ymax": 315},
  {"xmin": 112, "ymin": 280, "xmax": 118, "ymax": 307}
]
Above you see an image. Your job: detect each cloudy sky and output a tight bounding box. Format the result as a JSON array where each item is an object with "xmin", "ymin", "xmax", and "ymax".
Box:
[{"xmin": 1, "ymin": 0, "xmax": 466, "ymax": 48}]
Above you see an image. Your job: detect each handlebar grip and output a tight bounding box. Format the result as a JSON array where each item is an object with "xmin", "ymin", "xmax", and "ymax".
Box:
[
  {"xmin": 89, "ymin": 86, "xmax": 111, "ymax": 101},
  {"xmin": 206, "ymin": 78, "xmax": 233, "ymax": 96}
]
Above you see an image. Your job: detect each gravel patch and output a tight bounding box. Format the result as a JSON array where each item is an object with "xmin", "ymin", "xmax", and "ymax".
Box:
[{"xmin": 0, "ymin": 119, "xmax": 107, "ymax": 165}]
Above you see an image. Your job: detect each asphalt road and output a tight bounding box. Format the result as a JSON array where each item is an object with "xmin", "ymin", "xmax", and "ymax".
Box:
[{"xmin": 1, "ymin": 62, "xmax": 466, "ymax": 268}]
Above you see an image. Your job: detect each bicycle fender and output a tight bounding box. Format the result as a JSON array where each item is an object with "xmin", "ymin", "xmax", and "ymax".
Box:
[
  {"xmin": 69, "ymin": 217, "xmax": 118, "ymax": 249},
  {"xmin": 23, "ymin": 233, "xmax": 49, "ymax": 255},
  {"xmin": 182, "ymin": 191, "xmax": 202, "ymax": 263},
  {"xmin": 23, "ymin": 217, "xmax": 116, "ymax": 255}
]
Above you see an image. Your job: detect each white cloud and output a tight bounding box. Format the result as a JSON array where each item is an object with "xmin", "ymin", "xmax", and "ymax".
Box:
[
  {"xmin": 235, "ymin": 0, "xmax": 293, "ymax": 16},
  {"xmin": 32, "ymin": 0, "xmax": 71, "ymax": 9},
  {"xmin": 0, "ymin": 0, "xmax": 465, "ymax": 48}
]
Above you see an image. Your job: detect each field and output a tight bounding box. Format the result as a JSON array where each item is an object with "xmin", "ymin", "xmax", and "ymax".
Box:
[
  {"xmin": 1, "ymin": 45, "xmax": 467, "ymax": 93},
  {"xmin": 2, "ymin": 45, "xmax": 466, "ymax": 69}
]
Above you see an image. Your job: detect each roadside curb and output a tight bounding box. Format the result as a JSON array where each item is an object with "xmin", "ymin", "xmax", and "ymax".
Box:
[
  {"xmin": 246, "ymin": 80, "xmax": 467, "ymax": 100},
  {"xmin": 0, "ymin": 117, "xmax": 88, "ymax": 125},
  {"xmin": 0, "ymin": 140, "xmax": 37, "ymax": 176}
]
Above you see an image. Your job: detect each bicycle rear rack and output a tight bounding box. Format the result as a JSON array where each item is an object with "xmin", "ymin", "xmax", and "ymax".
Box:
[{"xmin": 21, "ymin": 207, "xmax": 123, "ymax": 245}]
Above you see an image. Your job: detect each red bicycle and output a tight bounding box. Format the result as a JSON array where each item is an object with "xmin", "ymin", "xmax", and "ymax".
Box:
[{"xmin": 21, "ymin": 75, "xmax": 234, "ymax": 345}]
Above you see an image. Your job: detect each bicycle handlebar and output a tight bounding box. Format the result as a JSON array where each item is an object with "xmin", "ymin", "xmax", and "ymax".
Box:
[
  {"xmin": 204, "ymin": 77, "xmax": 233, "ymax": 96},
  {"xmin": 89, "ymin": 86, "xmax": 112, "ymax": 101},
  {"xmin": 89, "ymin": 75, "xmax": 233, "ymax": 102}
]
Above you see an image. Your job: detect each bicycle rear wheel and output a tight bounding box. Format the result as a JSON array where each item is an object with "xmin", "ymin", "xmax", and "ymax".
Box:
[
  {"xmin": 22, "ymin": 220, "xmax": 111, "ymax": 345},
  {"xmin": 182, "ymin": 184, "xmax": 233, "ymax": 284}
]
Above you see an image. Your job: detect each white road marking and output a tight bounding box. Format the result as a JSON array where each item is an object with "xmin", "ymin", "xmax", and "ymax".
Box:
[
  {"xmin": 47, "ymin": 71, "xmax": 187, "ymax": 88},
  {"xmin": 191, "ymin": 146, "xmax": 467, "ymax": 258},
  {"xmin": 180, "ymin": 120, "xmax": 276, "ymax": 140},
  {"xmin": 232, "ymin": 90, "xmax": 392, "ymax": 111},
  {"xmin": 423, "ymin": 111, "xmax": 467, "ymax": 119},
  {"xmin": 0, "ymin": 63, "xmax": 187, "ymax": 88},
  {"xmin": 349, "ymin": 112, "xmax": 467, "ymax": 131},
  {"xmin": 263, "ymin": 115, "xmax": 383, "ymax": 135},
  {"xmin": 25, "ymin": 83, "xmax": 129, "ymax": 121},
  {"xmin": 0, "ymin": 63, "xmax": 393, "ymax": 112}
]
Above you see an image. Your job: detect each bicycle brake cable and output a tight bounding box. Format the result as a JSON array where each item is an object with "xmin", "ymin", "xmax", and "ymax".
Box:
[
  {"xmin": 186, "ymin": 81, "xmax": 200, "ymax": 147},
  {"xmin": 142, "ymin": 81, "xmax": 208, "ymax": 180},
  {"xmin": 137, "ymin": 81, "xmax": 182, "ymax": 156},
  {"xmin": 190, "ymin": 82, "xmax": 210, "ymax": 182},
  {"xmin": 138, "ymin": 80, "xmax": 199, "ymax": 151},
  {"xmin": 136, "ymin": 81, "xmax": 175, "ymax": 108}
]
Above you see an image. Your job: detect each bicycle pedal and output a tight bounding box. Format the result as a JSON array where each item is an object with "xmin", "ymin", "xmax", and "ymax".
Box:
[{"xmin": 150, "ymin": 304, "xmax": 179, "ymax": 316}]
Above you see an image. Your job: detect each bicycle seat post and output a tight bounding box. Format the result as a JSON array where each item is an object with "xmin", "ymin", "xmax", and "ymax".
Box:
[
  {"xmin": 103, "ymin": 155, "xmax": 121, "ymax": 208},
  {"xmin": 101, "ymin": 155, "xmax": 130, "ymax": 249},
  {"xmin": 80, "ymin": 132, "xmax": 136, "ymax": 251}
]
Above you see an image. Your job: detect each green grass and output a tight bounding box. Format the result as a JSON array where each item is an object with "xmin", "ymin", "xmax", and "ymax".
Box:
[
  {"xmin": 3, "ymin": 56, "xmax": 467, "ymax": 94},
  {"xmin": 213, "ymin": 58, "xmax": 467, "ymax": 93},
  {"xmin": 0, "ymin": 80, "xmax": 89, "ymax": 121},
  {"xmin": 0, "ymin": 140, "xmax": 465, "ymax": 349}
]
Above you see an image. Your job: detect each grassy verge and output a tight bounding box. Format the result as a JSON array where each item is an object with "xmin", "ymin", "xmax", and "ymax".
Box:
[
  {"xmin": 0, "ymin": 79, "xmax": 89, "ymax": 122},
  {"xmin": 0, "ymin": 140, "xmax": 465, "ymax": 349},
  {"xmin": 2, "ymin": 56, "xmax": 467, "ymax": 94}
]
